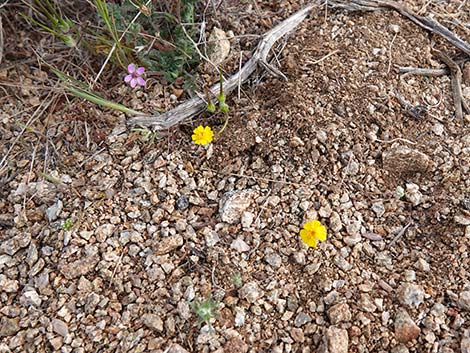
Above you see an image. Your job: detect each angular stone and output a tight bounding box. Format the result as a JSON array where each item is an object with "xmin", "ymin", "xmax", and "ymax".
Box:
[
  {"xmin": 458, "ymin": 290, "xmax": 470, "ymax": 311},
  {"xmin": 265, "ymin": 253, "xmax": 282, "ymax": 268},
  {"xmin": 326, "ymin": 326, "xmax": 349, "ymax": 353},
  {"xmin": 0, "ymin": 317, "xmax": 20, "ymax": 337},
  {"xmin": 294, "ymin": 312, "xmax": 312, "ymax": 327},
  {"xmin": 219, "ymin": 190, "xmax": 255, "ymax": 224},
  {"xmin": 154, "ymin": 235, "xmax": 184, "ymax": 255},
  {"xmin": 328, "ymin": 303, "xmax": 352, "ymax": 324},
  {"xmin": 59, "ymin": 254, "xmax": 99, "ymax": 280},
  {"xmin": 0, "ymin": 233, "xmax": 31, "ymax": 256},
  {"xmin": 239, "ymin": 282, "xmax": 262, "ymax": 304},
  {"xmin": 394, "ymin": 309, "xmax": 420, "ymax": 343},
  {"xmin": 397, "ymin": 283, "xmax": 425, "ymax": 308},
  {"xmin": 166, "ymin": 343, "xmax": 190, "ymax": 353},
  {"xmin": 231, "ymin": 238, "xmax": 250, "ymax": 253},
  {"xmin": 141, "ymin": 313, "xmax": 163, "ymax": 332},
  {"xmin": 382, "ymin": 145, "xmax": 432, "ymax": 174}
]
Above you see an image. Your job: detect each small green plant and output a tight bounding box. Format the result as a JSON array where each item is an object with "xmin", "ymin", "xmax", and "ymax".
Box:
[
  {"xmin": 132, "ymin": 127, "xmax": 158, "ymax": 143},
  {"xmin": 62, "ymin": 218, "xmax": 74, "ymax": 231},
  {"xmin": 21, "ymin": 0, "xmax": 78, "ymax": 47},
  {"xmin": 190, "ymin": 296, "xmax": 219, "ymax": 332},
  {"xmin": 232, "ymin": 272, "xmax": 243, "ymax": 288}
]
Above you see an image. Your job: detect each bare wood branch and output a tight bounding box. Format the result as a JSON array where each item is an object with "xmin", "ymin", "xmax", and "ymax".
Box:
[
  {"xmin": 433, "ymin": 50, "xmax": 470, "ymax": 119},
  {"xmin": 327, "ymin": 0, "xmax": 470, "ymax": 57},
  {"xmin": 128, "ymin": 4, "xmax": 315, "ymax": 128},
  {"xmin": 396, "ymin": 65, "xmax": 448, "ymax": 77}
]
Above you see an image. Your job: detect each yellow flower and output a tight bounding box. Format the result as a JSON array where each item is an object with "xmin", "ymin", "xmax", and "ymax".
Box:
[
  {"xmin": 192, "ymin": 125, "xmax": 214, "ymax": 145},
  {"xmin": 300, "ymin": 220, "xmax": 327, "ymax": 248}
]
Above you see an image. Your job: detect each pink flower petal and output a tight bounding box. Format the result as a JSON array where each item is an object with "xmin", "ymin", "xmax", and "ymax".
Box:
[
  {"xmin": 136, "ymin": 77, "xmax": 146, "ymax": 87},
  {"xmin": 124, "ymin": 74, "xmax": 132, "ymax": 83},
  {"xmin": 127, "ymin": 63, "xmax": 136, "ymax": 74},
  {"xmin": 136, "ymin": 66, "xmax": 145, "ymax": 75},
  {"xmin": 130, "ymin": 78, "xmax": 137, "ymax": 88}
]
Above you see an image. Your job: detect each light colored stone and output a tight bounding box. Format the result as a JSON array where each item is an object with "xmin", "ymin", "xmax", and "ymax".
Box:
[
  {"xmin": 398, "ymin": 283, "xmax": 425, "ymax": 308},
  {"xmin": 458, "ymin": 291, "xmax": 470, "ymax": 311},
  {"xmin": 326, "ymin": 326, "xmax": 349, "ymax": 353},
  {"xmin": 239, "ymin": 282, "xmax": 262, "ymax": 304},
  {"xmin": 207, "ymin": 27, "xmax": 231, "ymax": 65},
  {"xmin": 141, "ymin": 313, "xmax": 163, "ymax": 332},
  {"xmin": 231, "ymin": 238, "xmax": 250, "ymax": 253},
  {"xmin": 155, "ymin": 234, "xmax": 184, "ymax": 255},
  {"xmin": 52, "ymin": 319, "xmax": 68, "ymax": 337},
  {"xmin": 327, "ymin": 303, "xmax": 352, "ymax": 324},
  {"xmin": 219, "ymin": 190, "xmax": 255, "ymax": 224}
]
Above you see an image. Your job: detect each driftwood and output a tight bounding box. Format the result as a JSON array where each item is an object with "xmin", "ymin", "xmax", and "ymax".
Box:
[{"xmin": 128, "ymin": 4, "xmax": 315, "ymax": 128}]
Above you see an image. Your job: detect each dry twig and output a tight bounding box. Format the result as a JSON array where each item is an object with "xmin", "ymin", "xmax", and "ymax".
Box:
[
  {"xmin": 433, "ymin": 49, "xmax": 470, "ymax": 119},
  {"xmin": 397, "ymin": 65, "xmax": 448, "ymax": 77}
]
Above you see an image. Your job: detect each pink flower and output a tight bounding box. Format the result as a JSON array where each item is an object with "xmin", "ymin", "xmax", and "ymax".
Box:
[{"xmin": 124, "ymin": 63, "xmax": 146, "ymax": 88}]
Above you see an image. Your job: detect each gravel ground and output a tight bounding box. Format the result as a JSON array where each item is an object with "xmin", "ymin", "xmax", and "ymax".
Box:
[{"xmin": 1, "ymin": 1, "xmax": 470, "ymax": 352}]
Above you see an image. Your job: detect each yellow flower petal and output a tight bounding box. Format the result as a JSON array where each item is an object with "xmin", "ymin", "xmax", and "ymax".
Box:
[
  {"xmin": 192, "ymin": 125, "xmax": 214, "ymax": 145},
  {"xmin": 299, "ymin": 220, "xmax": 327, "ymax": 248},
  {"xmin": 300, "ymin": 229, "xmax": 317, "ymax": 248},
  {"xmin": 315, "ymin": 225, "xmax": 327, "ymax": 241}
]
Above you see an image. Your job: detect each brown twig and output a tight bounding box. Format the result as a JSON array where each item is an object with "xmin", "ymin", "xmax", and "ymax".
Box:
[
  {"xmin": 128, "ymin": 4, "xmax": 316, "ymax": 128},
  {"xmin": 433, "ymin": 49, "xmax": 470, "ymax": 119}
]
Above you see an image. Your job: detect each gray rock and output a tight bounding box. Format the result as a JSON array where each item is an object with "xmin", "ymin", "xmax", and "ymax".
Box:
[
  {"xmin": 241, "ymin": 211, "xmax": 255, "ymax": 228},
  {"xmin": 405, "ymin": 183, "xmax": 422, "ymax": 206},
  {"xmin": 382, "ymin": 145, "xmax": 432, "ymax": 174},
  {"xmin": 398, "ymin": 283, "xmax": 425, "ymax": 308},
  {"xmin": 294, "ymin": 312, "xmax": 312, "ymax": 327},
  {"xmin": 204, "ymin": 230, "xmax": 220, "ymax": 247},
  {"xmin": 394, "ymin": 308, "xmax": 420, "ymax": 343},
  {"xmin": 239, "ymin": 282, "xmax": 262, "ymax": 303},
  {"xmin": 326, "ymin": 326, "xmax": 349, "ymax": 353},
  {"xmin": 327, "ymin": 303, "xmax": 352, "ymax": 324},
  {"xmin": 329, "ymin": 212, "xmax": 343, "ymax": 232},
  {"xmin": 0, "ymin": 274, "xmax": 19, "ymax": 293},
  {"xmin": 231, "ymin": 238, "xmax": 250, "ymax": 253},
  {"xmin": 0, "ymin": 233, "xmax": 31, "ymax": 256},
  {"xmin": 141, "ymin": 313, "xmax": 163, "ymax": 332},
  {"xmin": 21, "ymin": 290, "xmax": 42, "ymax": 307},
  {"xmin": 45, "ymin": 200, "xmax": 63, "ymax": 222},
  {"xmin": 176, "ymin": 195, "xmax": 189, "ymax": 211},
  {"xmin": 391, "ymin": 344, "xmax": 409, "ymax": 353},
  {"xmin": 165, "ymin": 343, "xmax": 190, "ymax": 353},
  {"xmin": 265, "ymin": 253, "xmax": 282, "ymax": 268},
  {"xmin": 52, "ymin": 319, "xmax": 68, "ymax": 337},
  {"xmin": 219, "ymin": 190, "xmax": 254, "ymax": 224},
  {"xmin": 414, "ymin": 258, "xmax": 430, "ymax": 272},
  {"xmin": 234, "ymin": 307, "xmax": 246, "ymax": 327},
  {"xmin": 0, "ymin": 317, "xmax": 20, "ymax": 337},
  {"xmin": 371, "ymin": 201, "xmax": 385, "ymax": 217},
  {"xmin": 95, "ymin": 224, "xmax": 115, "ymax": 242},
  {"xmin": 458, "ymin": 291, "xmax": 470, "ymax": 311},
  {"xmin": 455, "ymin": 215, "xmax": 470, "ymax": 226}
]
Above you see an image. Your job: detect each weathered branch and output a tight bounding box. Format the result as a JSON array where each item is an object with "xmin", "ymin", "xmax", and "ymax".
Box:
[
  {"xmin": 128, "ymin": 4, "xmax": 315, "ymax": 128},
  {"xmin": 434, "ymin": 50, "xmax": 470, "ymax": 119}
]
